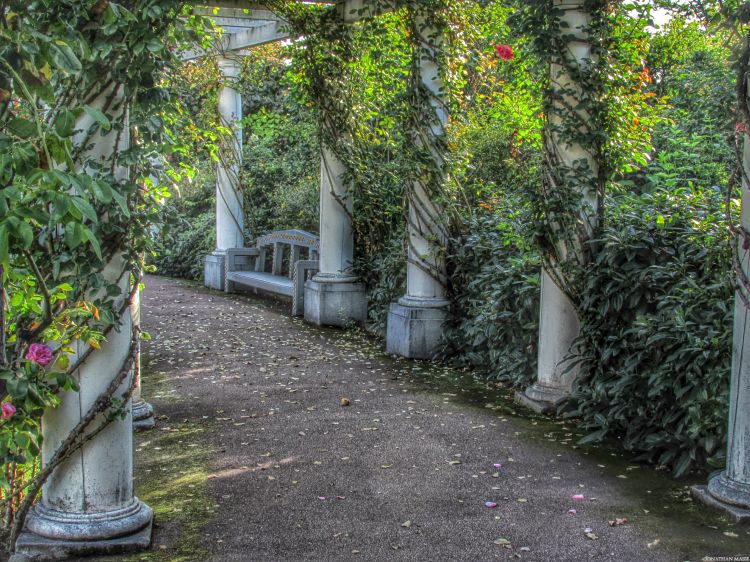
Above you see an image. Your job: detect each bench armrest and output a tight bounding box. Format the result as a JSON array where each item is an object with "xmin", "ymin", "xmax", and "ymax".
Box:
[
  {"xmin": 292, "ymin": 260, "xmax": 319, "ymax": 317},
  {"xmin": 225, "ymin": 248, "xmax": 260, "ymax": 293}
]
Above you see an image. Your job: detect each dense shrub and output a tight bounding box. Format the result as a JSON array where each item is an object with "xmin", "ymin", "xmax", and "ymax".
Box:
[
  {"xmin": 443, "ymin": 208, "xmax": 540, "ymax": 387},
  {"xmin": 564, "ymin": 187, "xmax": 733, "ymax": 476}
]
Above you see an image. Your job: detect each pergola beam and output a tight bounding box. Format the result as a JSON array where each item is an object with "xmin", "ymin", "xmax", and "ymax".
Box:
[
  {"xmin": 225, "ymin": 19, "xmax": 289, "ymax": 50},
  {"xmin": 180, "ymin": 20, "xmax": 290, "ymax": 60},
  {"xmin": 194, "ymin": 6, "xmax": 283, "ymax": 22}
]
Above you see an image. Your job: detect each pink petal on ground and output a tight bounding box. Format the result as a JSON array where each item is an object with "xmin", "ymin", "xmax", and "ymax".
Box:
[
  {"xmin": 568, "ymin": 509, "xmax": 577, "ymax": 515},
  {"xmin": 572, "ymin": 494, "xmax": 585, "ymax": 501},
  {"xmin": 484, "ymin": 501, "xmax": 498, "ymax": 508},
  {"xmin": 493, "ymin": 463, "xmax": 502, "ymax": 469},
  {"xmin": 318, "ymin": 496, "xmax": 326, "ymax": 501}
]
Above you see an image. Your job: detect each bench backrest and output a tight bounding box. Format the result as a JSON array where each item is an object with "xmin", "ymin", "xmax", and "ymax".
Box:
[
  {"xmin": 254, "ymin": 229, "xmax": 319, "ymax": 277},
  {"xmin": 255, "ymin": 229, "xmax": 320, "ymax": 251}
]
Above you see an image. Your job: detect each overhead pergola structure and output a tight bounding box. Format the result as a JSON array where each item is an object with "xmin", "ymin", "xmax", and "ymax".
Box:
[{"xmin": 11, "ymin": 1, "xmax": 750, "ymax": 559}]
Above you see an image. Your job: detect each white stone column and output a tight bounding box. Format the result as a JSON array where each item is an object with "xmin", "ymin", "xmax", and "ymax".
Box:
[
  {"xmin": 131, "ymin": 284, "xmax": 154, "ymax": 430},
  {"xmin": 16, "ymin": 88, "xmax": 152, "ymax": 558},
  {"xmin": 691, "ymin": 118, "xmax": 750, "ymax": 521},
  {"xmin": 205, "ymin": 57, "xmax": 244, "ymax": 290},
  {"xmin": 304, "ymin": 146, "xmax": 367, "ymax": 326},
  {"xmin": 517, "ymin": 1, "xmax": 597, "ymax": 413},
  {"xmin": 386, "ymin": 16, "xmax": 450, "ymax": 359}
]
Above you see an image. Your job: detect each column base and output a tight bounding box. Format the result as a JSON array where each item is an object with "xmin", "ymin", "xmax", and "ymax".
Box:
[
  {"xmin": 692, "ymin": 480, "xmax": 750, "ymax": 524},
  {"xmin": 514, "ymin": 383, "xmax": 568, "ymax": 414},
  {"xmin": 689, "ymin": 471, "xmax": 750, "ymax": 523},
  {"xmin": 386, "ymin": 297, "xmax": 449, "ymax": 359},
  {"xmin": 204, "ymin": 251, "xmax": 226, "ymax": 290},
  {"xmin": 304, "ymin": 275, "xmax": 367, "ymax": 327},
  {"xmin": 13, "ymin": 500, "xmax": 153, "ymax": 561},
  {"xmin": 132, "ymin": 399, "xmax": 155, "ymax": 431}
]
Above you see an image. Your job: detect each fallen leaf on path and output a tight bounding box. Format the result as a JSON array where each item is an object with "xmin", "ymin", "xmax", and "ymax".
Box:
[
  {"xmin": 608, "ymin": 518, "xmax": 628, "ymax": 527},
  {"xmin": 401, "ymin": 521, "xmax": 412, "ymax": 528}
]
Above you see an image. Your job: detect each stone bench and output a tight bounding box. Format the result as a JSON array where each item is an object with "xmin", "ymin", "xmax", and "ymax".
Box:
[{"xmin": 225, "ymin": 230, "xmax": 320, "ymax": 316}]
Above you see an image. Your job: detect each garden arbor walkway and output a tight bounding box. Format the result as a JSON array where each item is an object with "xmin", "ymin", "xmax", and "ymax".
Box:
[
  {"xmin": 15, "ymin": 1, "xmax": 750, "ymax": 559},
  {"xmin": 131, "ymin": 275, "xmax": 746, "ymax": 562}
]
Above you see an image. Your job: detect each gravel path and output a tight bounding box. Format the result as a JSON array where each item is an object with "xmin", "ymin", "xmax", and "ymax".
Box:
[{"xmin": 135, "ymin": 275, "xmax": 747, "ymax": 562}]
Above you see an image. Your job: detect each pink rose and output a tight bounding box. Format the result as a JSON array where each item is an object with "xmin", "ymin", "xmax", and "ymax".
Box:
[
  {"xmin": 2, "ymin": 402, "xmax": 16, "ymax": 419},
  {"xmin": 26, "ymin": 343, "xmax": 53, "ymax": 367}
]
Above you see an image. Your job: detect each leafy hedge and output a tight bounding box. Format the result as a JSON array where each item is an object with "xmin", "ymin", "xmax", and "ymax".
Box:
[
  {"xmin": 565, "ymin": 187, "xmax": 733, "ymax": 476},
  {"xmin": 443, "ymin": 205, "xmax": 540, "ymax": 387}
]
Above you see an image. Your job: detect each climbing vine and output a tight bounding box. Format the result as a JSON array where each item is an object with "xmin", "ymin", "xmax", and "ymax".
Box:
[
  {"xmin": 263, "ymin": 0, "xmax": 477, "ymax": 299},
  {"xmin": 511, "ymin": 0, "xmax": 659, "ymax": 304},
  {"xmin": 0, "ymin": 0, "xmax": 211, "ymax": 545}
]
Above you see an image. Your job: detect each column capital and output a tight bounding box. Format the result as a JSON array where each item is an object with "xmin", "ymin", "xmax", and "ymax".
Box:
[{"xmin": 217, "ymin": 57, "xmax": 241, "ymax": 79}]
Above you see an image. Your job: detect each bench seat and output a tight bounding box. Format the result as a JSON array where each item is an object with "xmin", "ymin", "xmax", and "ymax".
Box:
[
  {"xmin": 226, "ymin": 271, "xmax": 293, "ymax": 297},
  {"xmin": 225, "ymin": 230, "xmax": 320, "ymax": 316}
]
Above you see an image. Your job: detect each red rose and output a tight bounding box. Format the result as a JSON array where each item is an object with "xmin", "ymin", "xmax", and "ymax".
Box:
[{"xmin": 495, "ymin": 44, "xmax": 514, "ymax": 61}]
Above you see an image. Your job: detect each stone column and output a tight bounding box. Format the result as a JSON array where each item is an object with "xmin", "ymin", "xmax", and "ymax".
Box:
[
  {"xmin": 516, "ymin": 1, "xmax": 597, "ymax": 413},
  {"xmin": 15, "ymin": 88, "xmax": 152, "ymax": 559},
  {"xmin": 205, "ymin": 57, "xmax": 244, "ymax": 290},
  {"xmin": 131, "ymin": 284, "xmax": 154, "ymax": 431},
  {"xmin": 304, "ymin": 146, "xmax": 367, "ymax": 326},
  {"xmin": 691, "ymin": 118, "xmax": 750, "ymax": 522},
  {"xmin": 386, "ymin": 16, "xmax": 450, "ymax": 359}
]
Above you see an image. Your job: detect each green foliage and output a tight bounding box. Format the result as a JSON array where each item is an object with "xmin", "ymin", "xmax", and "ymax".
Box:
[
  {"xmin": 151, "ymin": 173, "xmax": 215, "ymax": 280},
  {"xmin": 0, "ymin": 0, "xmax": 210, "ymax": 517},
  {"xmin": 243, "ymin": 107, "xmax": 320, "ymax": 237},
  {"xmin": 564, "ymin": 187, "xmax": 733, "ymax": 477},
  {"xmin": 443, "ymin": 207, "xmax": 540, "ymax": 387},
  {"xmin": 643, "ymin": 17, "xmax": 735, "ymax": 192}
]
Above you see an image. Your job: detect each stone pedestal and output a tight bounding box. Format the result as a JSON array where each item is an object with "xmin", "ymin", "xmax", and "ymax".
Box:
[
  {"xmin": 132, "ymin": 399, "xmax": 155, "ymax": 431},
  {"xmin": 204, "ymin": 251, "xmax": 226, "ymax": 291},
  {"xmin": 12, "ymin": 515, "xmax": 152, "ymax": 562},
  {"xmin": 386, "ymin": 296, "xmax": 449, "ymax": 359},
  {"xmin": 305, "ymin": 274, "xmax": 367, "ymax": 327}
]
